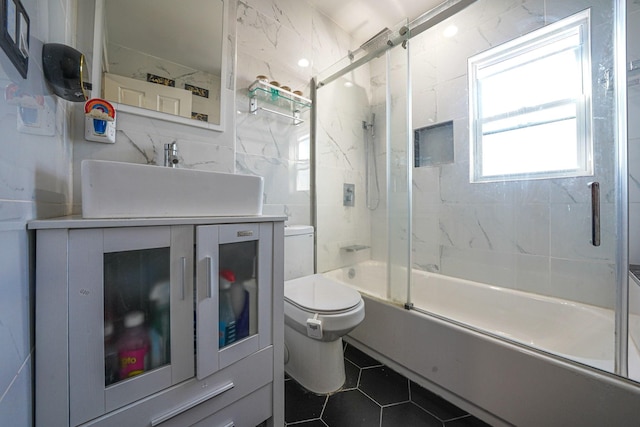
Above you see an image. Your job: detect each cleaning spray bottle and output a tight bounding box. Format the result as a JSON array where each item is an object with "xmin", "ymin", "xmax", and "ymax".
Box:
[
  {"xmin": 242, "ymin": 256, "xmax": 258, "ymax": 336},
  {"xmin": 218, "ymin": 269, "xmax": 237, "ymax": 347}
]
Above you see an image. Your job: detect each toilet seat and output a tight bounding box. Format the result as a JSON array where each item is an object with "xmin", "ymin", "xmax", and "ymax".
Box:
[
  {"xmin": 284, "ymin": 275, "xmax": 362, "ymax": 314},
  {"xmin": 284, "ymin": 274, "xmax": 365, "ymax": 342}
]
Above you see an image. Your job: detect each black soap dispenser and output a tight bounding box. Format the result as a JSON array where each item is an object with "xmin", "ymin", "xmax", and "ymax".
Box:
[{"xmin": 42, "ymin": 43, "xmax": 88, "ymax": 102}]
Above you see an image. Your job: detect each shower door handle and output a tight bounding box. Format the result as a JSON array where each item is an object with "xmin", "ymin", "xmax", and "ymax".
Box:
[{"xmin": 589, "ymin": 182, "xmax": 600, "ymax": 247}]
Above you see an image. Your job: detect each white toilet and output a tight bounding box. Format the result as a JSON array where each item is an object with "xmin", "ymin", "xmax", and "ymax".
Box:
[{"xmin": 284, "ymin": 226, "xmax": 365, "ymax": 394}]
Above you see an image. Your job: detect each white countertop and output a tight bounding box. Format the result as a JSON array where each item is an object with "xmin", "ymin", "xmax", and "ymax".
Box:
[{"xmin": 28, "ymin": 214, "xmax": 287, "ymax": 230}]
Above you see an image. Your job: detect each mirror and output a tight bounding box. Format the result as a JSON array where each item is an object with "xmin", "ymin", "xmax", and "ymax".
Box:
[{"xmin": 92, "ymin": 0, "xmax": 226, "ymax": 130}]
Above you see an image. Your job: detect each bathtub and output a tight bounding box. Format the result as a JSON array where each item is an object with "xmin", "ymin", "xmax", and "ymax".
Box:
[{"xmin": 323, "ymin": 260, "xmax": 640, "ymax": 426}]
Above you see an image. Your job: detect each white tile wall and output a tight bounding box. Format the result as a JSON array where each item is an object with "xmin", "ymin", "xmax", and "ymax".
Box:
[{"xmin": 0, "ymin": 0, "xmax": 74, "ymax": 424}]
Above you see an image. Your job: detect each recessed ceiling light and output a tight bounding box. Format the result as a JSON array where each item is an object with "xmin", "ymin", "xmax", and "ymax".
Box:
[
  {"xmin": 344, "ymin": 81, "xmax": 354, "ymax": 87},
  {"xmin": 298, "ymin": 58, "xmax": 310, "ymax": 68},
  {"xmin": 443, "ymin": 25, "xmax": 458, "ymax": 38}
]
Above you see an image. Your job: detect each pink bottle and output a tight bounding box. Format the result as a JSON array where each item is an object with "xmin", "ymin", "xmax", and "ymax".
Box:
[{"xmin": 117, "ymin": 311, "xmax": 149, "ymax": 380}]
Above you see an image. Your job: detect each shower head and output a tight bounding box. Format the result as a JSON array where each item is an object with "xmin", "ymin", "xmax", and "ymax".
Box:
[{"xmin": 359, "ymin": 28, "xmax": 393, "ymax": 53}]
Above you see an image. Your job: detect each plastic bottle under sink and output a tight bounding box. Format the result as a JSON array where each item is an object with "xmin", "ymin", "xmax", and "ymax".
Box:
[{"xmin": 219, "ymin": 269, "xmax": 237, "ymax": 347}]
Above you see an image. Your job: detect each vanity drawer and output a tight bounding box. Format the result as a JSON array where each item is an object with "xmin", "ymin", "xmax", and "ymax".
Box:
[
  {"xmin": 188, "ymin": 385, "xmax": 272, "ymax": 427},
  {"xmin": 81, "ymin": 347, "xmax": 273, "ymax": 427}
]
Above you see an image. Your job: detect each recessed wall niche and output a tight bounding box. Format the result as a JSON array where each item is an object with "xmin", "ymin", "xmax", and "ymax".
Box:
[{"xmin": 414, "ymin": 121, "xmax": 454, "ymax": 167}]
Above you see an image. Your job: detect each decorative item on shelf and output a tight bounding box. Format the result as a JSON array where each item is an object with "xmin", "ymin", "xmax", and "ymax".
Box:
[
  {"xmin": 255, "ymin": 75, "xmax": 269, "ymax": 83},
  {"xmin": 84, "ymin": 98, "xmax": 116, "ymax": 143},
  {"xmin": 42, "ymin": 43, "xmax": 88, "ymax": 102},
  {"xmin": 248, "ymin": 79, "xmax": 312, "ymax": 126},
  {"xmin": 269, "ymin": 81, "xmax": 280, "ymax": 100}
]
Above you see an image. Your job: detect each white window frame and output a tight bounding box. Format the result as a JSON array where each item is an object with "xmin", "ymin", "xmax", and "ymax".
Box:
[{"xmin": 468, "ymin": 10, "xmax": 593, "ymax": 183}]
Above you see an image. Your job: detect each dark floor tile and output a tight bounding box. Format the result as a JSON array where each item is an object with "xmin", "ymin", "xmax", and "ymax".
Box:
[
  {"xmin": 322, "ymin": 390, "xmax": 381, "ymax": 427},
  {"xmin": 359, "ymin": 366, "xmax": 409, "ymax": 406},
  {"xmin": 342, "ymin": 358, "xmax": 360, "ymax": 390},
  {"xmin": 344, "ymin": 343, "xmax": 382, "ymax": 368},
  {"xmin": 285, "ymin": 379, "xmax": 327, "ymax": 423},
  {"xmin": 410, "ymin": 381, "xmax": 467, "ymax": 421},
  {"xmin": 382, "ymin": 402, "xmax": 443, "ymax": 427},
  {"xmin": 445, "ymin": 415, "xmax": 493, "ymax": 427},
  {"xmin": 285, "ymin": 419, "xmax": 328, "ymax": 427}
]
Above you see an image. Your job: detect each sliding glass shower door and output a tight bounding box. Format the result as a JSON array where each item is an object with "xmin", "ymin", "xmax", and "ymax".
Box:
[
  {"xmin": 314, "ymin": 0, "xmax": 633, "ymax": 382},
  {"xmin": 406, "ymin": 0, "xmax": 628, "ymax": 379}
]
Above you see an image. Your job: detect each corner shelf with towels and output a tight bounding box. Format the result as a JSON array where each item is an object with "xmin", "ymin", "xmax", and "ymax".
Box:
[{"xmin": 248, "ymin": 80, "xmax": 312, "ymax": 125}]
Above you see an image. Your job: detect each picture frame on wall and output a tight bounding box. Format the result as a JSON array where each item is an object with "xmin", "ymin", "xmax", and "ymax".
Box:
[{"xmin": 0, "ymin": 0, "xmax": 29, "ymax": 78}]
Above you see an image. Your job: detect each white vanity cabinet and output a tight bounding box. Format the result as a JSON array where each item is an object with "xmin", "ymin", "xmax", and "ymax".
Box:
[{"xmin": 30, "ymin": 216, "xmax": 285, "ymax": 427}]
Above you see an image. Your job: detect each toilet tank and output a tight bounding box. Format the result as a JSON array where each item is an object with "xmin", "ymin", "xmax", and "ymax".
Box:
[{"xmin": 284, "ymin": 225, "xmax": 314, "ymax": 281}]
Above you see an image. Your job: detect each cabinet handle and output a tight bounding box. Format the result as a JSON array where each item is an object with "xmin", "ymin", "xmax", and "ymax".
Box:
[
  {"xmin": 206, "ymin": 256, "xmax": 213, "ymax": 298},
  {"xmin": 150, "ymin": 381, "xmax": 234, "ymax": 426},
  {"xmin": 180, "ymin": 257, "xmax": 187, "ymax": 300},
  {"xmin": 589, "ymin": 182, "xmax": 600, "ymax": 247}
]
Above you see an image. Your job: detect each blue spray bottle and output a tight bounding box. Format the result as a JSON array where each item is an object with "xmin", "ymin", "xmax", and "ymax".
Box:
[{"xmin": 218, "ymin": 269, "xmax": 237, "ymax": 347}]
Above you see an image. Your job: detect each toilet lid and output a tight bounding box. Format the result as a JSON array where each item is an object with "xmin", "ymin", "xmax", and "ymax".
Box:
[{"xmin": 284, "ymin": 275, "xmax": 362, "ymax": 314}]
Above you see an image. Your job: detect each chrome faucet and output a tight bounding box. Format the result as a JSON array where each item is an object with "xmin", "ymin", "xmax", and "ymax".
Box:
[{"xmin": 164, "ymin": 142, "xmax": 179, "ymax": 167}]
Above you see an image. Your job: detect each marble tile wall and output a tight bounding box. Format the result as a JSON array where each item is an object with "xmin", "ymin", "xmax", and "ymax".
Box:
[
  {"xmin": 0, "ymin": 1, "xmax": 74, "ymax": 425},
  {"xmin": 315, "ymin": 72, "xmax": 374, "ymax": 272}
]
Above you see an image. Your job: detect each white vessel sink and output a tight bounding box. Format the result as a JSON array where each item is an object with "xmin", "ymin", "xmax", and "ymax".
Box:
[{"xmin": 81, "ymin": 160, "xmax": 264, "ymax": 218}]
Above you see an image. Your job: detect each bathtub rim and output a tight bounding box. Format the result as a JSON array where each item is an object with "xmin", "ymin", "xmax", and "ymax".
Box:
[{"xmin": 324, "ymin": 261, "xmax": 639, "ymax": 367}]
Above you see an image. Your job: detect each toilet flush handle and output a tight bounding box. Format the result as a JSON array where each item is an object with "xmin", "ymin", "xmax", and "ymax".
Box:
[{"xmin": 306, "ymin": 314, "xmax": 323, "ymax": 339}]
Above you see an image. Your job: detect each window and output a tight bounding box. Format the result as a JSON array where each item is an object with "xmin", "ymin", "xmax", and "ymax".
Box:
[{"xmin": 468, "ymin": 10, "xmax": 592, "ymax": 182}]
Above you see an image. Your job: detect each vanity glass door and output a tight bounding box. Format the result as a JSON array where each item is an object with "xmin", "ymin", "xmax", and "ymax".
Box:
[
  {"xmin": 68, "ymin": 226, "xmax": 194, "ymax": 426},
  {"xmin": 196, "ymin": 223, "xmax": 273, "ymax": 379},
  {"xmin": 104, "ymin": 247, "xmax": 171, "ymax": 386}
]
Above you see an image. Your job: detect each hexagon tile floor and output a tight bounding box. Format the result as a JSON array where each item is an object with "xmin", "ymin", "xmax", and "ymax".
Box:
[{"xmin": 284, "ymin": 343, "xmax": 491, "ymax": 427}]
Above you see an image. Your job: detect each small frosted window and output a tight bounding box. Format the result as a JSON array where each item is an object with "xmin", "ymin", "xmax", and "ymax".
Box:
[{"xmin": 468, "ymin": 10, "xmax": 592, "ymax": 182}]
